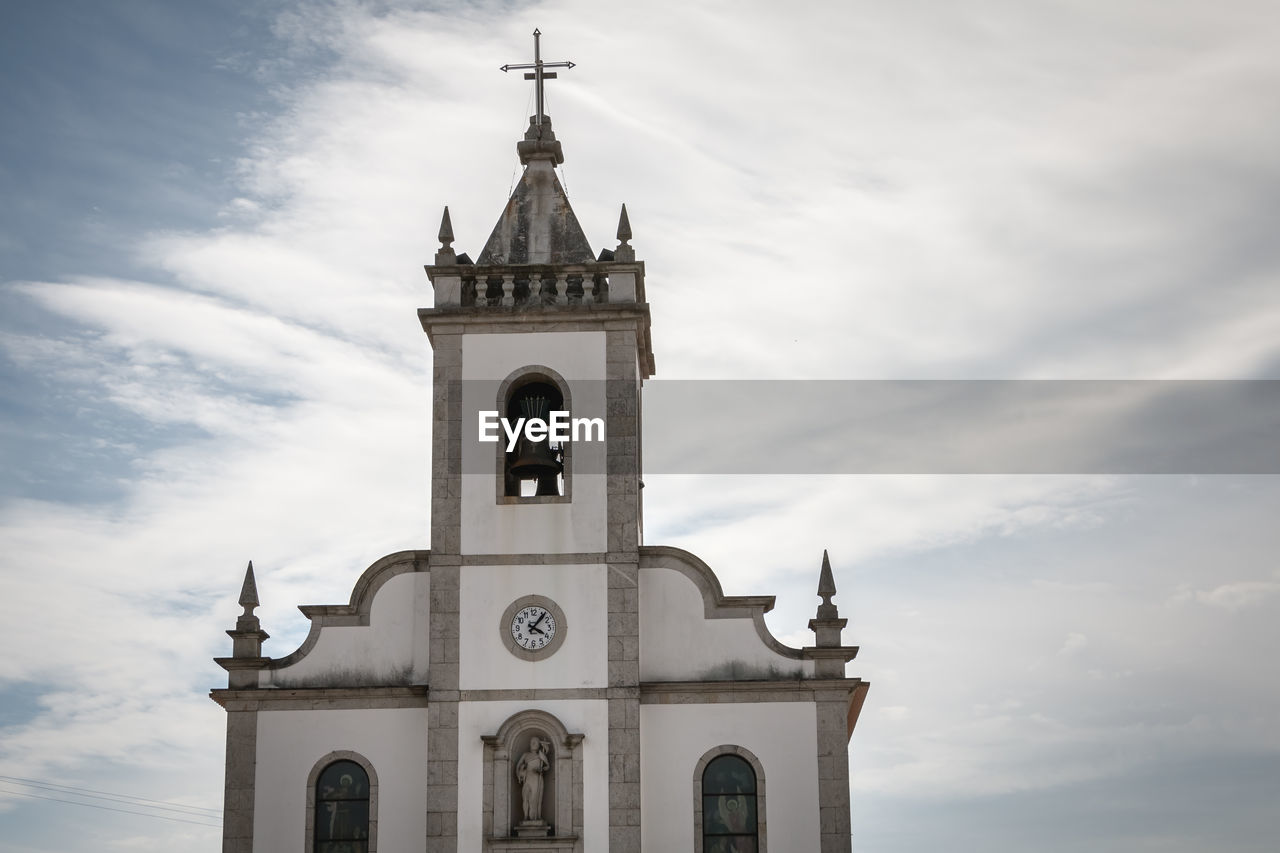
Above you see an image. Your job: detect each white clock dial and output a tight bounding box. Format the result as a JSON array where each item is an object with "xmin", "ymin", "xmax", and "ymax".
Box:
[{"xmin": 510, "ymin": 604, "xmax": 557, "ymax": 651}]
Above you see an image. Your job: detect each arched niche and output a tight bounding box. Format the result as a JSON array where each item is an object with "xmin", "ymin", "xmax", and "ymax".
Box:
[{"xmin": 481, "ymin": 709, "xmax": 584, "ymax": 851}]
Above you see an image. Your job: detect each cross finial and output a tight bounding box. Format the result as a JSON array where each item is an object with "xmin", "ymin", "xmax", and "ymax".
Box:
[{"xmin": 500, "ymin": 28, "xmax": 575, "ymax": 127}]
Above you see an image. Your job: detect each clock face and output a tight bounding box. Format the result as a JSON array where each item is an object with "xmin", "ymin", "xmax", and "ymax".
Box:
[{"xmin": 510, "ymin": 604, "xmax": 557, "ymax": 651}]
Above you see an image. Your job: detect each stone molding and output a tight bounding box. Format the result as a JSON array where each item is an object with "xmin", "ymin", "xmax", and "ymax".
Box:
[
  {"xmin": 485, "ymin": 837, "xmax": 580, "ymax": 852},
  {"xmin": 305, "ymin": 749, "xmax": 380, "ymax": 853},
  {"xmin": 638, "ymin": 546, "xmax": 805, "ymax": 661},
  {"xmin": 460, "ymin": 552, "xmax": 610, "ymax": 565},
  {"xmin": 692, "ymin": 744, "xmax": 768, "ymax": 853},
  {"xmin": 640, "ymin": 678, "xmax": 865, "ymax": 708},
  {"xmin": 460, "ymin": 688, "xmax": 608, "ymax": 702},
  {"xmin": 499, "ymin": 594, "xmax": 569, "ymax": 661},
  {"xmin": 481, "ymin": 709, "xmax": 585, "ymax": 847},
  {"xmin": 210, "ymin": 686, "xmax": 429, "ymax": 711}
]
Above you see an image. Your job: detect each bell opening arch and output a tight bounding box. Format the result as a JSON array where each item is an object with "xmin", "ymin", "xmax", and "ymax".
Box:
[{"xmin": 493, "ymin": 364, "xmax": 574, "ymax": 503}]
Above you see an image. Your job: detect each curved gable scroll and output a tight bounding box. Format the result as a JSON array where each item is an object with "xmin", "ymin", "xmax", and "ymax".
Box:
[
  {"xmin": 639, "ymin": 545, "xmax": 804, "ymax": 662},
  {"xmin": 267, "ymin": 549, "xmax": 431, "ymax": 672}
]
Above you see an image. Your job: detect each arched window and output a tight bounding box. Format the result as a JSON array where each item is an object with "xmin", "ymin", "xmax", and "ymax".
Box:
[
  {"xmin": 311, "ymin": 757, "xmax": 373, "ymax": 853},
  {"xmin": 701, "ymin": 754, "xmax": 759, "ymax": 852}
]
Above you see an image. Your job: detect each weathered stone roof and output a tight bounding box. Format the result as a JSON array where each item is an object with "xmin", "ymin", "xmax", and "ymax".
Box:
[{"xmin": 475, "ymin": 117, "xmax": 595, "ymax": 265}]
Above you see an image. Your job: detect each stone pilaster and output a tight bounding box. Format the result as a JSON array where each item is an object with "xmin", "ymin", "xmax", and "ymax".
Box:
[
  {"xmin": 426, "ymin": 331, "xmax": 463, "ymax": 853},
  {"xmin": 605, "ymin": 327, "xmax": 642, "ymax": 852},
  {"xmin": 430, "ymin": 332, "xmax": 463, "ymax": 555},
  {"xmin": 815, "ymin": 688, "xmax": 854, "ymax": 853},
  {"xmin": 221, "ymin": 709, "xmax": 257, "ymax": 853},
  {"xmin": 425, "ymin": 557, "xmax": 460, "ymax": 852}
]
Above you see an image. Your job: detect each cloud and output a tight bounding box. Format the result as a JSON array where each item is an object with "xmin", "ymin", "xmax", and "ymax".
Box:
[{"xmin": 1172, "ymin": 578, "xmax": 1280, "ymax": 611}]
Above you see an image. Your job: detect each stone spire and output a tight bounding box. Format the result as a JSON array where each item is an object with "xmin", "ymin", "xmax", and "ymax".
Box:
[
  {"xmin": 475, "ymin": 122, "xmax": 594, "ymax": 265},
  {"xmin": 435, "ymin": 205, "xmax": 456, "ymax": 265},
  {"xmin": 219, "ymin": 561, "xmax": 270, "ymax": 688},
  {"xmin": 614, "ymin": 204, "xmax": 634, "ymax": 262}
]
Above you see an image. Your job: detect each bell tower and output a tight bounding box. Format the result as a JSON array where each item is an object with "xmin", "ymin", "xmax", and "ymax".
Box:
[{"xmin": 418, "ymin": 29, "xmax": 654, "ymax": 851}]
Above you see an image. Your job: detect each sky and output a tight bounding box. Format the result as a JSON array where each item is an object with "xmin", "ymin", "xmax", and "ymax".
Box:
[{"xmin": 1, "ymin": 1, "xmax": 1279, "ymax": 851}]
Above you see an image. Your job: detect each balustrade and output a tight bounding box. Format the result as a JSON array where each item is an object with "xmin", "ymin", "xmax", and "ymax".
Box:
[{"xmin": 459, "ymin": 269, "xmax": 611, "ymax": 308}]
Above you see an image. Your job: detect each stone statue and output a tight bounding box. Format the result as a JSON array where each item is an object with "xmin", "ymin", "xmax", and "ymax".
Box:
[{"xmin": 514, "ymin": 735, "xmax": 551, "ymax": 822}]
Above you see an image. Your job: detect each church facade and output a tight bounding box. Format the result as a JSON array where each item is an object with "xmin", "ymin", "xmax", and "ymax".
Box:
[{"xmin": 213, "ymin": 40, "xmax": 868, "ymax": 853}]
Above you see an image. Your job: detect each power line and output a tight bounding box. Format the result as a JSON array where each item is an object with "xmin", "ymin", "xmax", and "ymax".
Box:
[
  {"xmin": 0, "ymin": 785, "xmax": 222, "ymax": 829},
  {"xmin": 0, "ymin": 774, "xmax": 222, "ymax": 818}
]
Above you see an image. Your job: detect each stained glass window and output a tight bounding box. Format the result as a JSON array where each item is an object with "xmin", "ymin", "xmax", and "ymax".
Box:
[
  {"xmin": 314, "ymin": 760, "xmax": 370, "ymax": 853},
  {"xmin": 702, "ymin": 754, "xmax": 758, "ymax": 853}
]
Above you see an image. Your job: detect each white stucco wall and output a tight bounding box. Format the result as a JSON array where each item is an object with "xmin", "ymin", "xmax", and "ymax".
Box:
[
  {"xmin": 459, "ymin": 563, "xmax": 608, "ymax": 690},
  {"xmin": 640, "ymin": 702, "xmax": 821, "ymax": 853},
  {"xmin": 461, "ymin": 331, "xmax": 608, "ymax": 555},
  {"xmin": 639, "ymin": 566, "xmax": 812, "ymax": 682},
  {"xmin": 263, "ymin": 571, "xmax": 430, "ymax": 687},
  {"xmin": 253, "ymin": 707, "xmax": 428, "ymax": 853},
  {"xmin": 457, "ymin": 699, "xmax": 609, "ymax": 852}
]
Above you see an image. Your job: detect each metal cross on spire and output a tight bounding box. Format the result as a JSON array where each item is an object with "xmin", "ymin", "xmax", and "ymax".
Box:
[{"xmin": 500, "ymin": 29, "xmax": 575, "ymax": 127}]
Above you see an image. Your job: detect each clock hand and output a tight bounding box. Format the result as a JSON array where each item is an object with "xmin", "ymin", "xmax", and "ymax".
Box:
[{"xmin": 528, "ymin": 612, "xmax": 547, "ymax": 635}]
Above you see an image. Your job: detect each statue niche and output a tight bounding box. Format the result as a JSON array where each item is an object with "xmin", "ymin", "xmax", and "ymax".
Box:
[{"xmin": 482, "ymin": 710, "xmax": 583, "ymax": 851}]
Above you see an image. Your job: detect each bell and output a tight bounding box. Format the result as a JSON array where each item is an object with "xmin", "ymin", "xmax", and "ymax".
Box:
[{"xmin": 508, "ymin": 394, "xmax": 563, "ymax": 496}]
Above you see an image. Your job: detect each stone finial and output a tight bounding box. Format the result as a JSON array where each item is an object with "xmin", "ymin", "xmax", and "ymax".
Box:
[
  {"xmin": 816, "ymin": 549, "xmax": 837, "ymax": 618},
  {"xmin": 228, "ymin": 560, "xmax": 269, "ymax": 671},
  {"xmin": 438, "ymin": 206, "xmax": 454, "ymax": 247},
  {"xmin": 435, "ymin": 206, "xmax": 457, "ymax": 265},
  {"xmin": 617, "ymin": 203, "xmax": 632, "ymax": 243},
  {"xmin": 613, "ymin": 203, "xmax": 635, "ymax": 262},
  {"xmin": 238, "ymin": 560, "xmax": 259, "ymax": 615},
  {"xmin": 809, "ymin": 550, "xmax": 847, "ymax": 651}
]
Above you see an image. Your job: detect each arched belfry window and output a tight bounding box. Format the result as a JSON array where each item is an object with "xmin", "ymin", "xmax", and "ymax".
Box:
[
  {"xmin": 496, "ymin": 367, "xmax": 572, "ymax": 500},
  {"xmin": 307, "ymin": 753, "xmax": 377, "ymax": 853},
  {"xmin": 695, "ymin": 746, "xmax": 766, "ymax": 853}
]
